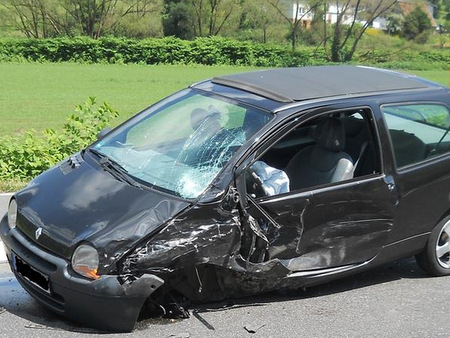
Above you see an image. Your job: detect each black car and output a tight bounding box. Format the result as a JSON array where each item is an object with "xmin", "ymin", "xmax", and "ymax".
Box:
[{"xmin": 2, "ymin": 65, "xmax": 450, "ymax": 331}]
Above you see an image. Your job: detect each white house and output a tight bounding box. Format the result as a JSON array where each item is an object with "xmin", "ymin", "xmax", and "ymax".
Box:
[
  {"xmin": 291, "ymin": 2, "xmax": 361, "ymax": 26},
  {"xmin": 291, "ymin": 1, "xmax": 435, "ymax": 31}
]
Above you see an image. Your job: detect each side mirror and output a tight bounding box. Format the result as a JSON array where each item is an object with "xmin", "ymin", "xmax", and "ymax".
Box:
[{"xmin": 97, "ymin": 127, "xmax": 112, "ymax": 140}]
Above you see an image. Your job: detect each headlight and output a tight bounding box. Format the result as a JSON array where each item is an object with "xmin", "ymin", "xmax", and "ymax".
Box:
[
  {"xmin": 7, "ymin": 199, "xmax": 17, "ymax": 230},
  {"xmin": 71, "ymin": 244, "xmax": 100, "ymax": 280}
]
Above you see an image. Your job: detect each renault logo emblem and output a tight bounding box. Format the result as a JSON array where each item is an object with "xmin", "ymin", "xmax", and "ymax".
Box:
[{"xmin": 35, "ymin": 227, "xmax": 43, "ymax": 240}]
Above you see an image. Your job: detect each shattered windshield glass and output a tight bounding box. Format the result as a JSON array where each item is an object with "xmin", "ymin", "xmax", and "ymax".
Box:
[{"xmin": 92, "ymin": 89, "xmax": 271, "ymax": 199}]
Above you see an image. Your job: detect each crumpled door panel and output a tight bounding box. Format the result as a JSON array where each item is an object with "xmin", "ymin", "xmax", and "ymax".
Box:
[{"xmin": 120, "ymin": 176, "xmax": 394, "ymax": 309}]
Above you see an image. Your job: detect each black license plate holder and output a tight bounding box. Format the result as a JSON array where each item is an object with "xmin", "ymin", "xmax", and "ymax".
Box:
[{"xmin": 12, "ymin": 251, "xmax": 51, "ymax": 294}]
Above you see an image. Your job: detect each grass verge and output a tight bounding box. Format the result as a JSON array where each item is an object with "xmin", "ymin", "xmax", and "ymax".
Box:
[{"xmin": 0, "ymin": 179, "xmax": 27, "ymax": 193}]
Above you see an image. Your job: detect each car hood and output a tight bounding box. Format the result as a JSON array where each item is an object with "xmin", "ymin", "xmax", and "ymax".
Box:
[{"xmin": 14, "ymin": 153, "xmax": 190, "ymax": 272}]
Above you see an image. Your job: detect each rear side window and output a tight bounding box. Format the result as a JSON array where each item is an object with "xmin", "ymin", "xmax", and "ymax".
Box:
[{"xmin": 381, "ymin": 103, "xmax": 450, "ymax": 168}]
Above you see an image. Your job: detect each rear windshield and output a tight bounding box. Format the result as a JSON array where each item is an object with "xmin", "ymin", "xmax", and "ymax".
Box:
[{"xmin": 92, "ymin": 89, "xmax": 271, "ymax": 198}]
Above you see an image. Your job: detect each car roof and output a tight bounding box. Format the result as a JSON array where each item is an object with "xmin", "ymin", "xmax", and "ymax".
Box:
[{"xmin": 212, "ymin": 66, "xmax": 441, "ymax": 103}]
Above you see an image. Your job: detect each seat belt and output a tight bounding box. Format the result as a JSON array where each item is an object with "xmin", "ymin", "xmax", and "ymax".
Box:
[{"xmin": 350, "ymin": 141, "xmax": 368, "ymax": 178}]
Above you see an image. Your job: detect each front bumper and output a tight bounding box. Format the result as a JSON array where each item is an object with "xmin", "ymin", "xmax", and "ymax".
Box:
[{"xmin": 0, "ymin": 214, "xmax": 164, "ymax": 332}]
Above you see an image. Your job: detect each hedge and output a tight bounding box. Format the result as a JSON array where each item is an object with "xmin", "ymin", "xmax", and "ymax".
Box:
[
  {"xmin": 0, "ymin": 36, "xmax": 449, "ymax": 68},
  {"xmin": 0, "ymin": 36, "xmax": 330, "ymax": 67}
]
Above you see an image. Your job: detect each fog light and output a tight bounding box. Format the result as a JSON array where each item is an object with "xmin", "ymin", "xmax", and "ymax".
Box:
[
  {"xmin": 7, "ymin": 199, "xmax": 17, "ymax": 230},
  {"xmin": 71, "ymin": 244, "xmax": 100, "ymax": 280}
]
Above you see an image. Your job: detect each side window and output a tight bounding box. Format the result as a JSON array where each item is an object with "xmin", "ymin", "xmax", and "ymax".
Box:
[
  {"xmin": 246, "ymin": 109, "xmax": 381, "ymax": 198},
  {"xmin": 381, "ymin": 103, "xmax": 450, "ymax": 168}
]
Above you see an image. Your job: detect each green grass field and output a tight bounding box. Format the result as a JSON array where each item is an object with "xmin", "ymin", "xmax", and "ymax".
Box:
[
  {"xmin": 0, "ymin": 63, "xmax": 259, "ymax": 136},
  {"xmin": 410, "ymin": 70, "xmax": 449, "ymax": 87},
  {"xmin": 0, "ymin": 63, "xmax": 448, "ymax": 136}
]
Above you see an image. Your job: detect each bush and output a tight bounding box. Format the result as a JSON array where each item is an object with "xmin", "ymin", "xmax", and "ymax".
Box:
[
  {"xmin": 0, "ymin": 97, "xmax": 119, "ymax": 180},
  {"xmin": 0, "ymin": 36, "xmax": 330, "ymax": 66},
  {"xmin": 1, "ymin": 36, "xmax": 449, "ymax": 69},
  {"xmin": 402, "ymin": 7, "xmax": 433, "ymax": 43}
]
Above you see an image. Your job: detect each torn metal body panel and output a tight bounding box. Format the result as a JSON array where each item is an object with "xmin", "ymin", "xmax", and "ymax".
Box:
[
  {"xmin": 121, "ymin": 176, "xmax": 395, "ymax": 302},
  {"xmin": 2, "ymin": 66, "xmax": 450, "ymax": 332},
  {"xmin": 120, "ymin": 189, "xmax": 294, "ymax": 301},
  {"xmin": 12, "ymin": 152, "xmax": 190, "ymax": 273},
  {"xmin": 122, "ymin": 203, "xmax": 240, "ymax": 273},
  {"xmin": 257, "ymin": 176, "xmax": 395, "ymax": 270}
]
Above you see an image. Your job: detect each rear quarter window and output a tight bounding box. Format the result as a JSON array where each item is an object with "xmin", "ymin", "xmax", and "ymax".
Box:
[{"xmin": 381, "ymin": 103, "xmax": 450, "ymax": 168}]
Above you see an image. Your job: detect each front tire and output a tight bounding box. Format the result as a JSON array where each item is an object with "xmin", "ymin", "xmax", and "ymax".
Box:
[{"xmin": 416, "ymin": 216, "xmax": 450, "ymax": 276}]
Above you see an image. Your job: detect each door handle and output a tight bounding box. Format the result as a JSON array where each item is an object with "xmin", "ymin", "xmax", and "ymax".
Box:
[
  {"xmin": 383, "ymin": 175, "xmax": 396, "ymax": 190},
  {"xmin": 383, "ymin": 175, "xmax": 399, "ymax": 206}
]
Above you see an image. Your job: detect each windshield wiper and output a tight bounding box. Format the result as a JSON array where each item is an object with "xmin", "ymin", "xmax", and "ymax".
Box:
[
  {"xmin": 86, "ymin": 147, "xmax": 107, "ymax": 161},
  {"xmin": 87, "ymin": 147, "xmax": 144, "ymax": 190}
]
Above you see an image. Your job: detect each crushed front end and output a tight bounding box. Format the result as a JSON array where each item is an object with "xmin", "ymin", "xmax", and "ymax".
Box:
[{"xmin": 0, "ymin": 210, "xmax": 165, "ymax": 331}]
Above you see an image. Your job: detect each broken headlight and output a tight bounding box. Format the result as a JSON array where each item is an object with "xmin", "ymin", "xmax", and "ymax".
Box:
[
  {"xmin": 7, "ymin": 199, "xmax": 17, "ymax": 230},
  {"xmin": 71, "ymin": 244, "xmax": 100, "ymax": 280}
]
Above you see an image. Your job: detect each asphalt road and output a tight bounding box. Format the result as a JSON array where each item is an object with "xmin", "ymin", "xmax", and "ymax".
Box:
[
  {"xmin": 0, "ymin": 193, "xmax": 12, "ymax": 263},
  {"xmin": 0, "ymin": 193, "xmax": 11, "ymax": 221},
  {"xmin": 1, "ymin": 257, "xmax": 449, "ymax": 337},
  {"xmin": 0, "ymin": 193, "xmax": 449, "ymax": 337}
]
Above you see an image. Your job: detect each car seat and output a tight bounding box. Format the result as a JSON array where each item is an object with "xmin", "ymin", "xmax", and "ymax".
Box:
[
  {"xmin": 389, "ymin": 129, "xmax": 426, "ymax": 167},
  {"xmin": 285, "ymin": 117, "xmax": 354, "ymax": 190}
]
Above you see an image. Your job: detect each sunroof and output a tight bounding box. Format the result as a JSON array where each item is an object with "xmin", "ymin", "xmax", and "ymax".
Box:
[{"xmin": 212, "ymin": 66, "xmax": 433, "ymax": 103}]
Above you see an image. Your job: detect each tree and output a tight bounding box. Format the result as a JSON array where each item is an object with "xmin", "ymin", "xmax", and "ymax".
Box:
[
  {"xmin": 429, "ymin": 0, "xmax": 441, "ymax": 19},
  {"xmin": 191, "ymin": 0, "xmax": 239, "ymax": 36},
  {"xmin": 386, "ymin": 12, "xmax": 403, "ymax": 35},
  {"xmin": 62, "ymin": 0, "xmax": 119, "ymax": 38},
  {"xmin": 61, "ymin": 0, "xmax": 162, "ymax": 38},
  {"xmin": 162, "ymin": 0, "xmax": 196, "ymax": 38},
  {"xmin": 162, "ymin": 0, "xmax": 239, "ymax": 38},
  {"xmin": 301, "ymin": 2, "xmax": 328, "ymax": 47},
  {"xmin": 329, "ymin": 0, "xmax": 397, "ymax": 62},
  {"xmin": 207, "ymin": 0, "xmax": 236, "ymax": 36},
  {"xmin": 446, "ymin": 0, "xmax": 450, "ymax": 21},
  {"xmin": 402, "ymin": 6, "xmax": 432, "ymax": 43},
  {"xmin": 111, "ymin": 0, "xmax": 163, "ymax": 38},
  {"xmin": 266, "ymin": 0, "xmax": 322, "ymax": 51},
  {"xmin": 238, "ymin": 0, "xmax": 281, "ymax": 43},
  {"xmin": 3, "ymin": 0, "xmax": 66, "ymax": 38}
]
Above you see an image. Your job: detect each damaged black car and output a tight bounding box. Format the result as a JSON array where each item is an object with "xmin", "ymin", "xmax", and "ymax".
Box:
[{"xmin": 2, "ymin": 65, "xmax": 450, "ymax": 331}]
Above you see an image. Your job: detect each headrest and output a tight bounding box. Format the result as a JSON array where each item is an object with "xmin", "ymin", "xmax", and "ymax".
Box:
[
  {"xmin": 314, "ymin": 117, "xmax": 345, "ymax": 152},
  {"xmin": 343, "ymin": 116, "xmax": 364, "ymax": 137},
  {"xmin": 191, "ymin": 108, "xmax": 221, "ymax": 131},
  {"xmin": 190, "ymin": 108, "xmax": 209, "ymax": 130}
]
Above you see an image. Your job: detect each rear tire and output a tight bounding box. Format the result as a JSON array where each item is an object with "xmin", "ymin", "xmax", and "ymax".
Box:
[{"xmin": 416, "ymin": 216, "xmax": 450, "ymax": 276}]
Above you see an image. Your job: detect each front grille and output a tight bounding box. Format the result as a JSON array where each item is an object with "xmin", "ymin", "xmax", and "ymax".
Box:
[{"xmin": 9, "ymin": 233, "xmax": 57, "ymax": 272}]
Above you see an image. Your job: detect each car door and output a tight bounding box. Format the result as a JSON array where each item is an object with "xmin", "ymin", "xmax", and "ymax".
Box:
[
  {"xmin": 235, "ymin": 106, "xmax": 396, "ymax": 271},
  {"xmin": 379, "ymin": 98, "xmax": 450, "ymax": 244}
]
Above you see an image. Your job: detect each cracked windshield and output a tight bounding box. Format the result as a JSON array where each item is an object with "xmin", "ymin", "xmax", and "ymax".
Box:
[{"xmin": 93, "ymin": 89, "xmax": 270, "ymax": 198}]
